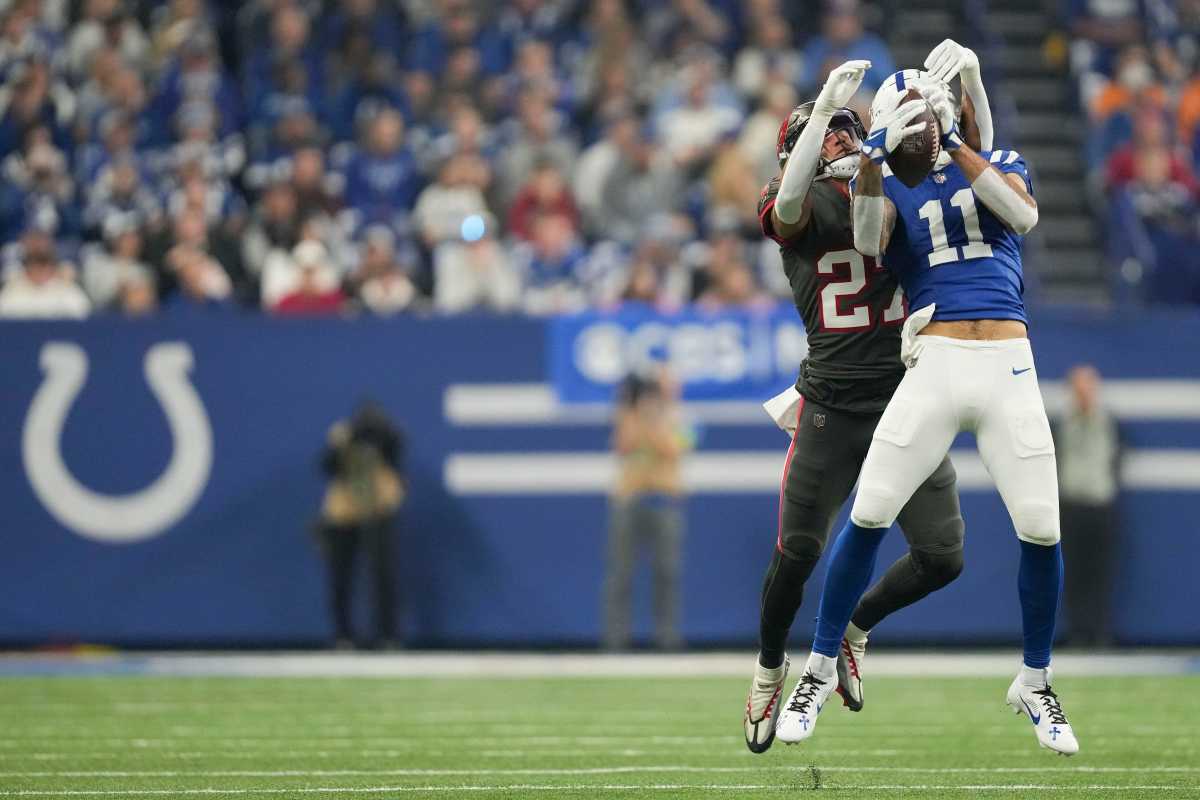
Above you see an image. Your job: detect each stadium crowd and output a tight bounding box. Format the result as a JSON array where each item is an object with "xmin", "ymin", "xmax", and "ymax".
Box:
[
  {"xmin": 1068, "ymin": 0, "xmax": 1200, "ymax": 305},
  {"xmin": 0, "ymin": 0, "xmax": 900, "ymax": 318},
  {"xmin": 2, "ymin": 0, "xmax": 1195, "ymax": 318}
]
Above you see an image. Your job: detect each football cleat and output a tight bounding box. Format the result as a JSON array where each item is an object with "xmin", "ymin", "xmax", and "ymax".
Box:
[
  {"xmin": 743, "ymin": 655, "xmax": 789, "ymax": 753},
  {"xmin": 1006, "ymin": 668, "xmax": 1079, "ymax": 756},
  {"xmin": 774, "ymin": 669, "xmax": 837, "ymax": 744},
  {"xmin": 835, "ymin": 635, "xmax": 865, "ymax": 712}
]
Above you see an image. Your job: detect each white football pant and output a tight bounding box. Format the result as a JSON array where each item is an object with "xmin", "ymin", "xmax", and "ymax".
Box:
[{"xmin": 850, "ymin": 334, "xmax": 1061, "ymax": 545}]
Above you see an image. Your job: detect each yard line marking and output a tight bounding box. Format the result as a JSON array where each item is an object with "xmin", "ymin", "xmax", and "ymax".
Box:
[
  {"xmin": 0, "ymin": 784, "xmax": 1189, "ymax": 796},
  {"xmin": 8, "ymin": 766, "xmax": 1200, "ymax": 778}
]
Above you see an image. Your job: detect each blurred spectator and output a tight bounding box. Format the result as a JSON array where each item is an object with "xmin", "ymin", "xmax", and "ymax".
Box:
[
  {"xmin": 154, "ymin": 207, "xmax": 249, "ymax": 302},
  {"xmin": 162, "ymin": 244, "xmax": 233, "ymax": 311},
  {"xmin": 507, "ymin": 159, "xmax": 579, "ymax": 242},
  {"xmin": 349, "ymin": 226, "xmax": 420, "ymax": 315},
  {"xmin": 65, "ymin": 0, "xmax": 149, "ymax": 81},
  {"xmin": 82, "ymin": 156, "xmax": 161, "ymax": 238},
  {"xmin": 1108, "ymin": 144, "xmax": 1200, "ymax": 304},
  {"xmin": 739, "ymin": 82, "xmax": 796, "ymax": 186},
  {"xmin": 574, "ymin": 113, "xmax": 635, "ymax": 237},
  {"xmin": 117, "ymin": 267, "xmax": 158, "ymax": 316},
  {"xmin": 1088, "ymin": 45, "xmax": 1166, "ymax": 124},
  {"xmin": 265, "ymin": 238, "xmax": 342, "ymax": 313},
  {"xmin": 1067, "ymin": 0, "xmax": 1145, "ymax": 98},
  {"xmin": 0, "ymin": 58, "xmax": 74, "ymax": 156},
  {"xmin": 1104, "ymin": 102, "xmax": 1197, "ymax": 192},
  {"xmin": 802, "ymin": 0, "xmax": 895, "ymax": 94},
  {"xmin": 241, "ymin": 180, "xmax": 300, "ymax": 289},
  {"xmin": 274, "ymin": 258, "xmax": 346, "ymax": 315},
  {"xmin": 317, "ymin": 401, "xmax": 406, "ymax": 649},
  {"xmin": 0, "ymin": 231, "xmax": 90, "ymax": 318},
  {"xmin": 1053, "ymin": 365, "xmax": 1123, "ymax": 648},
  {"xmin": 495, "ymin": 87, "xmax": 577, "ymax": 206},
  {"xmin": 517, "ymin": 211, "xmax": 590, "ymax": 314},
  {"xmin": 413, "ymin": 152, "xmax": 489, "ymax": 248},
  {"xmin": 604, "ymin": 368, "xmax": 692, "ymax": 651},
  {"xmin": 696, "ymin": 256, "xmax": 772, "ymax": 310},
  {"xmin": 706, "ymin": 134, "xmax": 762, "ymax": 233},
  {"xmin": 733, "ymin": 13, "xmax": 802, "ymax": 102},
  {"xmin": 433, "ymin": 212, "xmax": 521, "ymax": 312},
  {"xmin": 0, "ymin": 124, "xmax": 77, "ymax": 240},
  {"xmin": 81, "ymin": 213, "xmax": 151, "ymax": 309},
  {"xmin": 338, "ymin": 107, "xmax": 423, "ymax": 229},
  {"xmin": 600, "ymin": 123, "xmax": 683, "ymax": 244},
  {"xmin": 654, "ymin": 57, "xmax": 743, "ymax": 172}
]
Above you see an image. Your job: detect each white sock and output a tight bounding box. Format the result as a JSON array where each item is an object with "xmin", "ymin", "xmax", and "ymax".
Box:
[
  {"xmin": 805, "ymin": 651, "xmax": 837, "ymax": 679},
  {"xmin": 845, "ymin": 621, "xmax": 869, "ymax": 645},
  {"xmin": 1020, "ymin": 664, "xmax": 1049, "ymax": 687},
  {"xmin": 756, "ymin": 655, "xmax": 786, "ymax": 679}
]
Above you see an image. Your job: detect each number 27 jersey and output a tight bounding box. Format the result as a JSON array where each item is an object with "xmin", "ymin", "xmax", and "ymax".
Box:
[{"xmin": 862, "ymin": 149, "xmax": 1033, "ymax": 325}]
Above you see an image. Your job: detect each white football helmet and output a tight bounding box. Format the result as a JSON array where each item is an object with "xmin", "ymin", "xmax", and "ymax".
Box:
[{"xmin": 870, "ymin": 69, "xmax": 958, "ymax": 169}]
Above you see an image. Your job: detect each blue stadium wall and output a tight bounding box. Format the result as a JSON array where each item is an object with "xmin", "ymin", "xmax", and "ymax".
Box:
[{"xmin": 1, "ymin": 308, "xmax": 1198, "ymax": 648}]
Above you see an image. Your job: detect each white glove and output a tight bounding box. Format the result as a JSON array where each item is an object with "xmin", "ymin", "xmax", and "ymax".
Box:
[
  {"xmin": 813, "ymin": 59, "xmax": 871, "ymax": 115},
  {"xmin": 924, "ymin": 39, "xmax": 980, "ymax": 84},
  {"xmin": 920, "ymin": 80, "xmax": 954, "ymax": 135},
  {"xmin": 860, "ymin": 98, "xmax": 928, "ymax": 164}
]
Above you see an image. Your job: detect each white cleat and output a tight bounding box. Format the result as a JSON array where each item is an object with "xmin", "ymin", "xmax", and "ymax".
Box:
[
  {"xmin": 1006, "ymin": 668, "xmax": 1080, "ymax": 756},
  {"xmin": 835, "ymin": 635, "xmax": 865, "ymax": 712},
  {"xmin": 743, "ymin": 655, "xmax": 789, "ymax": 753},
  {"xmin": 774, "ymin": 669, "xmax": 837, "ymax": 744}
]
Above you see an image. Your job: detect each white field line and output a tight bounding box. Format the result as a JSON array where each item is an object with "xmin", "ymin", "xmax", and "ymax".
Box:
[
  {"xmin": 6, "ymin": 766, "xmax": 1200, "ymax": 778},
  {"xmin": 6, "ymin": 651, "xmax": 1197, "ymax": 678},
  {"xmin": 0, "ymin": 784, "xmax": 1191, "ymax": 796}
]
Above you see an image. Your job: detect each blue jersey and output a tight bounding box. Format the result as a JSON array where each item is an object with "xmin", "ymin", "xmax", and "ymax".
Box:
[{"xmin": 853, "ymin": 149, "xmax": 1033, "ymax": 324}]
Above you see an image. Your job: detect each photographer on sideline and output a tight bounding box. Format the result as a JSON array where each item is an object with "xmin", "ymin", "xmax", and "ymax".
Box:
[
  {"xmin": 603, "ymin": 368, "xmax": 693, "ymax": 651},
  {"xmin": 317, "ymin": 401, "xmax": 406, "ymax": 649}
]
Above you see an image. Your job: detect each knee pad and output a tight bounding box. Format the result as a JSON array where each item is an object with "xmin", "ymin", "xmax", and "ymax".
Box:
[
  {"xmin": 850, "ymin": 484, "xmax": 902, "ymax": 530},
  {"xmin": 912, "ymin": 547, "xmax": 964, "ymax": 588},
  {"xmin": 778, "ymin": 527, "xmax": 824, "ymax": 566},
  {"xmin": 1012, "ymin": 501, "xmax": 1061, "ymax": 545}
]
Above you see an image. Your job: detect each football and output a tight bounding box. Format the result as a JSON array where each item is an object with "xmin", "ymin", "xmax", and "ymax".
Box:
[{"xmin": 886, "ymin": 87, "xmax": 941, "ymax": 187}]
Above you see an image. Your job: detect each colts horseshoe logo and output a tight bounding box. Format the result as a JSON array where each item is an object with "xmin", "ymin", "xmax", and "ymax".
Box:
[{"xmin": 22, "ymin": 342, "xmax": 213, "ymax": 543}]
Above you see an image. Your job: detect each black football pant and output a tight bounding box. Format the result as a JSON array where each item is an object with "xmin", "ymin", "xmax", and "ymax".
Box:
[
  {"xmin": 324, "ymin": 517, "xmax": 397, "ymax": 646},
  {"xmin": 759, "ymin": 398, "xmax": 964, "ymax": 668}
]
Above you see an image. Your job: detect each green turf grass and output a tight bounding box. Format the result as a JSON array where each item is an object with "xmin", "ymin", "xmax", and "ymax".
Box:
[{"xmin": 1, "ymin": 674, "xmax": 1197, "ymax": 798}]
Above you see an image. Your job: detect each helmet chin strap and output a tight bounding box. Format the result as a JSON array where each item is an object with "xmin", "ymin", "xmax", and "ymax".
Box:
[{"xmin": 824, "ymin": 153, "xmax": 861, "ymax": 180}]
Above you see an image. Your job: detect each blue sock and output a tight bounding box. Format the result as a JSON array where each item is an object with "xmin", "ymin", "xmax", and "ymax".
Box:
[
  {"xmin": 812, "ymin": 521, "xmax": 889, "ymax": 657},
  {"xmin": 1018, "ymin": 539, "xmax": 1063, "ymax": 669}
]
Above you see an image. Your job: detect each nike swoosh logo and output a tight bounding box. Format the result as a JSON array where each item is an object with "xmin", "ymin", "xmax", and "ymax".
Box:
[
  {"xmin": 1012, "ymin": 367, "xmax": 1032, "ymax": 376},
  {"xmin": 1021, "ymin": 698, "xmax": 1041, "ymax": 725}
]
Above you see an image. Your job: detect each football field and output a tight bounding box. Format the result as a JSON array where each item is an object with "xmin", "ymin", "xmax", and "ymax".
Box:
[{"xmin": 1, "ymin": 655, "xmax": 1198, "ymax": 799}]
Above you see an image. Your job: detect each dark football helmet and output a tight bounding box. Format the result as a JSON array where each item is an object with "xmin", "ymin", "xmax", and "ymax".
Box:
[{"xmin": 776, "ymin": 101, "xmax": 867, "ymax": 179}]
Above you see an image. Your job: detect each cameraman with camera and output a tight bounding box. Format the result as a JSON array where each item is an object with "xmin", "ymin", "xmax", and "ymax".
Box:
[{"xmin": 317, "ymin": 402, "xmax": 405, "ymax": 649}]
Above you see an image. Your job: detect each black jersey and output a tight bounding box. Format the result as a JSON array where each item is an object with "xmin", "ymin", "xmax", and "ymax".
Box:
[{"xmin": 758, "ymin": 176, "xmax": 906, "ymax": 414}]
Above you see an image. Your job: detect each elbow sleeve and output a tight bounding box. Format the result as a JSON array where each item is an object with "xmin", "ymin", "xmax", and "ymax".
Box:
[
  {"xmin": 853, "ymin": 194, "xmax": 885, "ymax": 256},
  {"xmin": 971, "ymin": 169, "xmax": 1037, "ymax": 235}
]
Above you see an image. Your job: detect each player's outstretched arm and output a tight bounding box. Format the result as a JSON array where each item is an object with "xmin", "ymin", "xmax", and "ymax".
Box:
[
  {"xmin": 924, "ymin": 85, "xmax": 1038, "ymax": 234},
  {"xmin": 948, "ymin": 146, "xmax": 1038, "ymax": 234},
  {"xmin": 924, "ymin": 39, "xmax": 993, "ymax": 151},
  {"xmin": 851, "ymin": 159, "xmax": 897, "ymax": 256},
  {"xmin": 774, "ymin": 59, "xmax": 870, "ymax": 233}
]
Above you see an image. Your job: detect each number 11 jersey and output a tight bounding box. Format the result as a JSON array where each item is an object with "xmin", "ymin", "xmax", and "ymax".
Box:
[
  {"xmin": 758, "ymin": 176, "xmax": 907, "ymax": 415},
  {"xmin": 866, "ymin": 149, "xmax": 1033, "ymax": 325}
]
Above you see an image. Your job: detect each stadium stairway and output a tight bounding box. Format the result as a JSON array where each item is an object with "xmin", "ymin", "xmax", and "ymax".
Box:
[{"xmin": 886, "ymin": 0, "xmax": 1107, "ymax": 304}]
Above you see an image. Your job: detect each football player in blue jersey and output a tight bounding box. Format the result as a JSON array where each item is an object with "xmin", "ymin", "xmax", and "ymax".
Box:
[{"xmin": 774, "ymin": 59, "xmax": 1079, "ymax": 755}]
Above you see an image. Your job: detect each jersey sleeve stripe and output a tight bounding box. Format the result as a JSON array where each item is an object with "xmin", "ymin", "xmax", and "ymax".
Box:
[
  {"xmin": 989, "ymin": 150, "xmax": 1004, "ymax": 163},
  {"xmin": 1004, "ymin": 150, "xmax": 1020, "ymax": 165}
]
